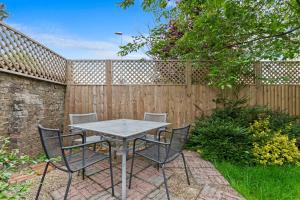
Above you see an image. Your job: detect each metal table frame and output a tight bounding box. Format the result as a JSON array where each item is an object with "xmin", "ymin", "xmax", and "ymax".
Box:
[{"xmin": 69, "ymin": 119, "xmax": 170, "ymax": 200}]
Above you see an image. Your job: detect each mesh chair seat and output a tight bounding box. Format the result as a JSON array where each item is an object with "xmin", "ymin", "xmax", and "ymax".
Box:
[
  {"xmin": 64, "ymin": 149, "xmax": 109, "ymax": 172},
  {"xmin": 135, "ymin": 143, "xmax": 178, "ymax": 163},
  {"xmin": 129, "ymin": 125, "xmax": 191, "ymax": 200}
]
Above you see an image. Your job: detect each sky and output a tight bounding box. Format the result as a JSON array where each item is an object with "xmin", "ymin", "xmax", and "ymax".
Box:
[{"xmin": 2, "ymin": 0, "xmax": 155, "ymax": 59}]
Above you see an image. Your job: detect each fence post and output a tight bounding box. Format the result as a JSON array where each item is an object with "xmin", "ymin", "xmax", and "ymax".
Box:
[
  {"xmin": 254, "ymin": 61, "xmax": 262, "ymax": 85},
  {"xmin": 254, "ymin": 61, "xmax": 263, "ymax": 106},
  {"xmin": 185, "ymin": 62, "xmax": 192, "ymax": 103},
  {"xmin": 105, "ymin": 60, "xmax": 113, "ymax": 120},
  {"xmin": 63, "ymin": 60, "xmax": 73, "ymax": 133},
  {"xmin": 185, "ymin": 61, "xmax": 192, "ymax": 86}
]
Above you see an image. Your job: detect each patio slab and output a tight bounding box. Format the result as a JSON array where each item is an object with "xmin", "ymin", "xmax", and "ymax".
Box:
[{"xmin": 28, "ymin": 151, "xmax": 244, "ymax": 200}]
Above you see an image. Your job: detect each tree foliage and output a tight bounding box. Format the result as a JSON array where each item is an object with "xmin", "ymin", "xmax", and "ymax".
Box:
[
  {"xmin": 118, "ymin": 0, "xmax": 300, "ymax": 89},
  {"xmin": 0, "ymin": 4, "xmax": 8, "ymax": 21}
]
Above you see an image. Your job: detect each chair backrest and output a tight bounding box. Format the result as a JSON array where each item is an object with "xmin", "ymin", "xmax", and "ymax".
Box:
[
  {"xmin": 144, "ymin": 112, "xmax": 167, "ymax": 123},
  {"xmin": 38, "ymin": 125, "xmax": 65, "ymax": 167},
  {"xmin": 167, "ymin": 125, "xmax": 190, "ymax": 159},
  {"xmin": 69, "ymin": 113, "xmax": 98, "ymax": 125}
]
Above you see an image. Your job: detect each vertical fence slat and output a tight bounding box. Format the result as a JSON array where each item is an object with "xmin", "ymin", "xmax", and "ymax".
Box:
[{"xmin": 106, "ymin": 60, "xmax": 113, "ymax": 119}]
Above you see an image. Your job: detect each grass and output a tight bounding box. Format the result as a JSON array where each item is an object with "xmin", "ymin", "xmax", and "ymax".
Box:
[{"xmin": 215, "ymin": 162, "xmax": 300, "ymax": 200}]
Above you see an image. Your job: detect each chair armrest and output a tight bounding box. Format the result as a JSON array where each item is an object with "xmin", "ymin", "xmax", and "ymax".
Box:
[
  {"xmin": 69, "ymin": 127, "xmax": 82, "ymax": 131},
  {"xmin": 62, "ymin": 140, "xmax": 111, "ymax": 150},
  {"xmin": 134, "ymin": 137, "xmax": 170, "ymax": 146},
  {"xmin": 61, "ymin": 133, "xmax": 83, "ymax": 138},
  {"xmin": 157, "ymin": 129, "xmax": 171, "ymax": 141},
  {"xmin": 61, "ymin": 133, "xmax": 84, "ymax": 143},
  {"xmin": 69, "ymin": 127, "xmax": 84, "ymax": 134}
]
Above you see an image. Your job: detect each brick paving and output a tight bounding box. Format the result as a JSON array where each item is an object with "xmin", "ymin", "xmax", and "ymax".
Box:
[{"xmin": 47, "ymin": 151, "xmax": 244, "ymax": 200}]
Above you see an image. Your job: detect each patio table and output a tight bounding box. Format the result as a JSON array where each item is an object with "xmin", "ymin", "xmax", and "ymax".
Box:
[{"xmin": 69, "ymin": 119, "xmax": 170, "ymax": 200}]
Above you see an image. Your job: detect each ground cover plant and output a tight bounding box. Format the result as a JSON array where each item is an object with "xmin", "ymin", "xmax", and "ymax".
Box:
[
  {"xmin": 215, "ymin": 162, "xmax": 300, "ymax": 200},
  {"xmin": 0, "ymin": 136, "xmax": 34, "ymax": 199}
]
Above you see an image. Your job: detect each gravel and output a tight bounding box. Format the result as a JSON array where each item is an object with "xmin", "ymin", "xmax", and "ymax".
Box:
[{"xmin": 24, "ymin": 170, "xmax": 81, "ymax": 200}]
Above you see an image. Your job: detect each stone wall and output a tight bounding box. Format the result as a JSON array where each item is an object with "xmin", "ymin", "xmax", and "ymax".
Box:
[{"xmin": 0, "ymin": 72, "xmax": 66, "ymax": 156}]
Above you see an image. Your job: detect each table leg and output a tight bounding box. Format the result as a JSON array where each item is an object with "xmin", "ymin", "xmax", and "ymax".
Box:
[
  {"xmin": 82, "ymin": 130, "xmax": 86, "ymax": 180},
  {"xmin": 121, "ymin": 138, "xmax": 127, "ymax": 200}
]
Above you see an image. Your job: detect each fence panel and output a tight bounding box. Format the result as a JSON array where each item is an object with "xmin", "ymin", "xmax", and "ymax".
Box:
[
  {"xmin": 0, "ymin": 22, "xmax": 67, "ymax": 84},
  {"xmin": 240, "ymin": 85, "xmax": 300, "ymax": 116},
  {"xmin": 112, "ymin": 60, "xmax": 187, "ymax": 85},
  {"xmin": 71, "ymin": 60, "xmax": 106, "ymax": 85},
  {"xmin": 65, "ymin": 85, "xmax": 218, "ymax": 128},
  {"xmin": 65, "ymin": 60, "xmax": 300, "ymax": 130},
  {"xmin": 259, "ymin": 61, "xmax": 300, "ymax": 84}
]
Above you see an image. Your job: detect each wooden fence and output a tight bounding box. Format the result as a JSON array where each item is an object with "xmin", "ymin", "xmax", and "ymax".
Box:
[
  {"xmin": 0, "ymin": 22, "xmax": 299, "ymax": 129},
  {"xmin": 64, "ymin": 60, "xmax": 300, "ymax": 129},
  {"xmin": 65, "ymin": 85, "xmax": 218, "ymax": 128},
  {"xmin": 0, "ymin": 22, "xmax": 67, "ymax": 84},
  {"xmin": 241, "ymin": 85, "xmax": 300, "ymax": 116},
  {"xmin": 64, "ymin": 60, "xmax": 218, "ymax": 128}
]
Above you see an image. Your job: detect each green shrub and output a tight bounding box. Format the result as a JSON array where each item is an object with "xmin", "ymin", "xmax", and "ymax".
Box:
[
  {"xmin": 249, "ymin": 118, "xmax": 300, "ymax": 166},
  {"xmin": 188, "ymin": 119, "xmax": 254, "ymax": 164},
  {"xmin": 253, "ymin": 133, "xmax": 300, "ymax": 166},
  {"xmin": 188, "ymin": 98, "xmax": 300, "ymax": 165},
  {"xmin": 213, "ymin": 106, "xmax": 267, "ymax": 127}
]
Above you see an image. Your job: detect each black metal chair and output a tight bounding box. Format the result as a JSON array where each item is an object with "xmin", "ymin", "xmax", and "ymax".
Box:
[
  {"xmin": 69, "ymin": 113, "xmax": 103, "ymax": 149},
  {"xmin": 129, "ymin": 125, "xmax": 191, "ymax": 200},
  {"xmin": 35, "ymin": 125, "xmax": 114, "ymax": 200},
  {"xmin": 143, "ymin": 112, "xmax": 167, "ymax": 140},
  {"xmin": 131, "ymin": 112, "xmax": 168, "ymax": 153}
]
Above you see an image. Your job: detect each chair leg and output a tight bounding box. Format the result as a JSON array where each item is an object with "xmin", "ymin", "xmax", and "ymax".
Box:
[
  {"xmin": 181, "ymin": 152, "xmax": 190, "ymax": 185},
  {"xmin": 82, "ymin": 168, "xmax": 85, "ymax": 180},
  {"xmin": 35, "ymin": 162, "xmax": 49, "ymax": 200},
  {"xmin": 162, "ymin": 164, "xmax": 170, "ymax": 200},
  {"xmin": 108, "ymin": 152, "xmax": 115, "ymax": 196},
  {"xmin": 64, "ymin": 173, "xmax": 73, "ymax": 200},
  {"xmin": 128, "ymin": 150, "xmax": 136, "ymax": 189}
]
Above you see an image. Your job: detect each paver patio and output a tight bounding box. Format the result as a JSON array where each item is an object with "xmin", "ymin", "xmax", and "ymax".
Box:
[{"xmin": 29, "ymin": 151, "xmax": 244, "ymax": 200}]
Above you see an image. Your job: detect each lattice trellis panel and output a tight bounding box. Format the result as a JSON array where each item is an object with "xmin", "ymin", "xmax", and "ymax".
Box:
[
  {"xmin": 191, "ymin": 62, "xmax": 209, "ymax": 84},
  {"xmin": 260, "ymin": 61, "xmax": 300, "ymax": 84},
  {"xmin": 0, "ymin": 22, "xmax": 67, "ymax": 84},
  {"xmin": 71, "ymin": 60, "xmax": 106, "ymax": 85},
  {"xmin": 238, "ymin": 64, "xmax": 255, "ymax": 85},
  {"xmin": 112, "ymin": 60, "xmax": 187, "ymax": 85}
]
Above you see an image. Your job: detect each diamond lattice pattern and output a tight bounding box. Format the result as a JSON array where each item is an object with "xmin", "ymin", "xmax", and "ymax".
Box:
[
  {"xmin": 71, "ymin": 60, "xmax": 106, "ymax": 85},
  {"xmin": 112, "ymin": 60, "xmax": 186, "ymax": 85},
  {"xmin": 261, "ymin": 61, "xmax": 300, "ymax": 84},
  {"xmin": 0, "ymin": 23, "xmax": 66, "ymax": 83}
]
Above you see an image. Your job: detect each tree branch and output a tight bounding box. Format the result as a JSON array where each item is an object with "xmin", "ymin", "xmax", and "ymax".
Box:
[{"xmin": 227, "ymin": 26, "xmax": 300, "ymax": 48}]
